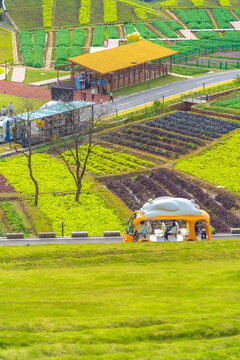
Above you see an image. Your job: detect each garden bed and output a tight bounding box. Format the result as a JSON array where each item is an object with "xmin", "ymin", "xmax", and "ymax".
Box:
[
  {"xmin": 104, "ymin": 167, "xmax": 240, "ymax": 233},
  {"xmin": 100, "ymin": 111, "xmax": 240, "ymax": 160}
]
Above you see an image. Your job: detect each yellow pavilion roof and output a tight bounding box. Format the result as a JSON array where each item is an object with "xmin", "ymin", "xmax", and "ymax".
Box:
[{"xmin": 68, "ymin": 40, "xmax": 177, "ymax": 75}]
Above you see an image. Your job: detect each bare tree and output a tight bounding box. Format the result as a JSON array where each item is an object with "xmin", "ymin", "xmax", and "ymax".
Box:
[
  {"xmin": 14, "ymin": 101, "xmax": 39, "ymax": 206},
  {"xmin": 47, "ymin": 102, "xmax": 110, "ymax": 202}
]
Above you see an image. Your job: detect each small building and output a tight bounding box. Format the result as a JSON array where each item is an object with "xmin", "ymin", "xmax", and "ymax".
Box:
[{"xmin": 57, "ymin": 40, "xmax": 177, "ymax": 93}]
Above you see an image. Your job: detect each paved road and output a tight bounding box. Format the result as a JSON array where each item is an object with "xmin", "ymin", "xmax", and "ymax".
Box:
[
  {"xmin": 111, "ymin": 69, "xmax": 240, "ymax": 114},
  {"xmin": 0, "ymin": 234, "xmax": 239, "ymax": 246}
]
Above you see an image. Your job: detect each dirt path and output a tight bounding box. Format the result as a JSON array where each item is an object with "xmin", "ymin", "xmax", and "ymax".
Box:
[
  {"xmin": 164, "ymin": 9, "xmax": 186, "ymax": 30},
  {"xmin": 45, "ymin": 31, "xmax": 54, "ymax": 69},
  {"xmin": 11, "ymin": 31, "xmax": 19, "ymax": 65}
]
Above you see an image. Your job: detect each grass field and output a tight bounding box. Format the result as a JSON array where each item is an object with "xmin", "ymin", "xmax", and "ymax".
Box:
[
  {"xmin": 0, "ymin": 240, "xmax": 239, "ymax": 359},
  {"xmin": 23, "ymin": 68, "xmax": 69, "ymax": 84},
  {"xmin": 0, "ymin": 28, "xmax": 13, "ymax": 65},
  {"xmin": 112, "ymin": 75, "xmax": 181, "ymax": 96},
  {"xmin": 0, "ymin": 94, "xmax": 46, "ymax": 112},
  {"xmin": 176, "ymin": 130, "xmax": 240, "ymax": 192}
]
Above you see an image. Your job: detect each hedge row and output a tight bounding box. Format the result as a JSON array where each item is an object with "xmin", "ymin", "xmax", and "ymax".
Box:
[
  {"xmin": 103, "ymin": 0, "xmax": 117, "ymax": 23},
  {"xmin": 33, "ymin": 30, "xmax": 46, "ymax": 68},
  {"xmin": 19, "ymin": 31, "xmax": 33, "ymax": 66},
  {"xmin": 135, "ymin": 22, "xmax": 157, "ymax": 39},
  {"xmin": 213, "ymin": 9, "xmax": 232, "ymax": 29},
  {"xmin": 92, "ymin": 25, "xmax": 107, "ymax": 47},
  {"xmin": 79, "ymin": 0, "xmax": 91, "ymax": 25},
  {"xmin": 166, "ymin": 20, "xmax": 181, "ymax": 31},
  {"xmin": 152, "ymin": 20, "xmax": 177, "ymax": 38}
]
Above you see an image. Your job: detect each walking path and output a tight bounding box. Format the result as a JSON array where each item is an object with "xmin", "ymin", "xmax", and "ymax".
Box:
[
  {"xmin": 0, "ymin": 234, "xmax": 239, "ymax": 246},
  {"xmin": 180, "ymin": 30, "xmax": 198, "ymax": 40},
  {"xmin": 30, "ymin": 74, "xmax": 70, "ymax": 86},
  {"xmin": 45, "ymin": 31, "xmax": 53, "ymax": 69},
  {"xmin": 11, "ymin": 67, "xmax": 26, "ymax": 82},
  {"xmin": 0, "ymin": 80, "xmax": 51, "ymax": 99},
  {"xmin": 11, "ymin": 31, "xmax": 19, "ymax": 65},
  {"xmin": 229, "ymin": 21, "xmax": 240, "ymax": 30}
]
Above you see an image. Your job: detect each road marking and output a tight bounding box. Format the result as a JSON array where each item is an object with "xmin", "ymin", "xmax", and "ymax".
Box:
[
  {"xmin": 155, "ymin": 89, "xmax": 173, "ymax": 95},
  {"xmin": 196, "ymin": 78, "xmax": 214, "ymax": 83},
  {"xmin": 119, "ymin": 101, "xmax": 131, "ymax": 106}
]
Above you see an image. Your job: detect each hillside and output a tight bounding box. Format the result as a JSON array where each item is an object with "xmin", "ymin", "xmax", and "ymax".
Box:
[
  {"xmin": 0, "ymin": 241, "xmax": 239, "ymax": 359},
  {"xmin": 5, "ymin": 0, "xmax": 240, "ymax": 30}
]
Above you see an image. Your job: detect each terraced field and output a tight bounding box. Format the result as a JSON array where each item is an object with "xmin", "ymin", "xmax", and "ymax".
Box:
[{"xmin": 100, "ymin": 112, "xmax": 240, "ymax": 159}]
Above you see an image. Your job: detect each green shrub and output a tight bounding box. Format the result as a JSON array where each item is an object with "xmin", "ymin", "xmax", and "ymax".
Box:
[{"xmin": 92, "ymin": 25, "xmax": 107, "ymax": 47}]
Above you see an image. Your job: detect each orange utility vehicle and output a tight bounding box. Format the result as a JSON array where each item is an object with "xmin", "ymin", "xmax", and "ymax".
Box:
[{"xmin": 124, "ymin": 197, "xmax": 211, "ymax": 242}]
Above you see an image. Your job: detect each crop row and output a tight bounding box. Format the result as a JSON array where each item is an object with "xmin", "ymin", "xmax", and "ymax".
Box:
[
  {"xmin": 174, "ymin": 9, "xmax": 212, "ymax": 30},
  {"xmin": 62, "ymin": 145, "xmax": 154, "ymax": 175},
  {"xmin": 1, "ymin": 202, "xmax": 29, "ymax": 236},
  {"xmin": 176, "ymin": 131, "xmax": 240, "ymax": 193},
  {"xmin": 212, "ymin": 9, "xmax": 233, "ymax": 29},
  {"xmin": 214, "ymin": 96, "xmax": 240, "ymax": 110},
  {"xmin": 19, "ymin": 30, "xmax": 46, "ymax": 67},
  {"xmin": 134, "ymin": 9, "xmax": 147, "ymax": 21},
  {"xmin": 42, "ymin": 0, "xmax": 54, "ymax": 27},
  {"xmin": 0, "ymin": 175, "xmax": 15, "ymax": 193},
  {"xmin": 147, "ymin": 112, "xmax": 240, "ymax": 140},
  {"xmin": 33, "ymin": 30, "xmax": 46, "ymax": 68},
  {"xmin": 152, "ymin": 20, "xmax": 177, "ymax": 38},
  {"xmin": 19, "ymin": 31, "xmax": 33, "ymax": 66},
  {"xmin": 79, "ymin": 0, "xmax": 91, "ymax": 25},
  {"xmin": 103, "ymin": 0, "xmax": 117, "ymax": 23},
  {"xmin": 166, "ymin": 20, "xmax": 181, "ymax": 31},
  {"xmin": 135, "ymin": 23, "xmax": 158, "ymax": 39},
  {"xmin": 55, "ymin": 28, "xmax": 85, "ymax": 67},
  {"xmin": 92, "ymin": 25, "xmax": 107, "ymax": 46},
  {"xmin": 105, "ymin": 168, "xmax": 240, "ymax": 232},
  {"xmin": 101, "ymin": 112, "xmax": 240, "ymax": 159}
]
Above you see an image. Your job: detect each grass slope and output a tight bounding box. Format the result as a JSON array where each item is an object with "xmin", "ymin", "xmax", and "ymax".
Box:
[
  {"xmin": 0, "ymin": 28, "xmax": 13, "ymax": 65},
  {"xmin": 5, "ymin": 0, "xmax": 43, "ymax": 30},
  {"xmin": 0, "ymin": 241, "xmax": 239, "ymax": 359}
]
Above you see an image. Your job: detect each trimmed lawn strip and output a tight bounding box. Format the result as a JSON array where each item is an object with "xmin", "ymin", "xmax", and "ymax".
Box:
[
  {"xmin": 113, "ymin": 75, "xmax": 181, "ymax": 97},
  {"xmin": 23, "ymin": 68, "xmax": 68, "ymax": 84},
  {"xmin": 0, "ymin": 241, "xmax": 239, "ymax": 358},
  {"xmin": 0, "ymin": 28, "xmax": 13, "ymax": 65},
  {"xmin": 0, "ymin": 94, "xmax": 47, "ymax": 113}
]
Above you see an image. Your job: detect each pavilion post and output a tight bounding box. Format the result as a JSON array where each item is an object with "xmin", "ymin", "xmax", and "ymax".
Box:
[
  {"xmin": 70, "ymin": 63, "xmax": 74, "ymax": 82},
  {"xmin": 159, "ymin": 59, "xmax": 162, "ymax": 76},
  {"xmin": 99, "ymin": 74, "xmax": 102, "ymax": 94},
  {"xmin": 170, "ymin": 56, "xmax": 173, "ymax": 74}
]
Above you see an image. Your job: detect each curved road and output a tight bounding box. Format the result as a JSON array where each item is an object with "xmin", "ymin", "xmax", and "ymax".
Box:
[{"xmin": 112, "ymin": 69, "xmax": 240, "ymax": 114}]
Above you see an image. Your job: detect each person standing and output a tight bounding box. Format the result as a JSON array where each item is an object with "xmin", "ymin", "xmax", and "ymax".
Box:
[
  {"xmin": 109, "ymin": 91, "xmax": 113, "ymax": 102},
  {"xmin": 1, "ymin": 105, "xmax": 7, "ymax": 116},
  {"xmin": 91, "ymin": 88, "xmax": 95, "ymax": 101},
  {"xmin": 100, "ymin": 97, "xmax": 103, "ymax": 105},
  {"xmin": 83, "ymin": 92, "xmax": 87, "ymax": 102},
  {"xmin": 8, "ymin": 102, "xmax": 13, "ymax": 116}
]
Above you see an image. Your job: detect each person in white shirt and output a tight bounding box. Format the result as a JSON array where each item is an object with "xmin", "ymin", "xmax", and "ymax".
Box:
[
  {"xmin": 136, "ymin": 221, "xmax": 152, "ymax": 241},
  {"xmin": 164, "ymin": 221, "xmax": 177, "ymax": 240},
  {"xmin": 91, "ymin": 88, "xmax": 95, "ymax": 101},
  {"xmin": 8, "ymin": 102, "xmax": 13, "ymax": 116}
]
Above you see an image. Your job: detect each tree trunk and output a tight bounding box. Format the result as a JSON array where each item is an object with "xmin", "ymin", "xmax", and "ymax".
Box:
[
  {"xmin": 75, "ymin": 181, "xmax": 82, "ymax": 202},
  {"xmin": 28, "ymin": 155, "xmax": 39, "ymax": 206}
]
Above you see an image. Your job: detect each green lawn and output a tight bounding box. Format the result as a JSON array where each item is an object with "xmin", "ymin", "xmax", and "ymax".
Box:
[
  {"xmin": 172, "ymin": 65, "xmax": 210, "ymax": 76},
  {"xmin": 0, "ymin": 28, "xmax": 13, "ymax": 65},
  {"xmin": 113, "ymin": 75, "xmax": 181, "ymax": 97},
  {"xmin": 0, "ymin": 240, "xmax": 239, "ymax": 359},
  {"xmin": 23, "ymin": 68, "xmax": 69, "ymax": 84},
  {"xmin": 0, "ymin": 94, "xmax": 47, "ymax": 113}
]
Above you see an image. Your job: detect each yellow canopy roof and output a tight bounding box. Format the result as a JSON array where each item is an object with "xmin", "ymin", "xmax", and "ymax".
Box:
[{"xmin": 68, "ymin": 40, "xmax": 177, "ymax": 75}]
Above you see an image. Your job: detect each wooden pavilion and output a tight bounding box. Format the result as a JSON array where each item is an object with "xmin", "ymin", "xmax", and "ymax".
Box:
[{"xmin": 58, "ymin": 40, "xmax": 178, "ymax": 93}]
